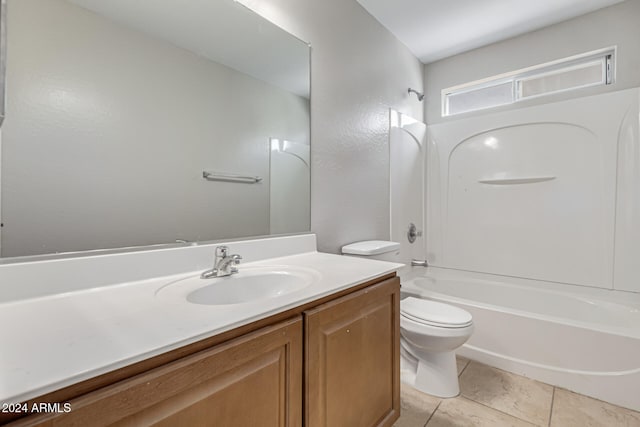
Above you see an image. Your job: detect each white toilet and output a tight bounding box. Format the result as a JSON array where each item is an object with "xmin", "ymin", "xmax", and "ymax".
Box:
[
  {"xmin": 341, "ymin": 240, "xmax": 474, "ymax": 398},
  {"xmin": 400, "ymin": 297, "xmax": 473, "ymax": 397}
]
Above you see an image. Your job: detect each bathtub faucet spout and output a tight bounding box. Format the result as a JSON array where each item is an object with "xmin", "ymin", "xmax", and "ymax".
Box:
[{"xmin": 411, "ymin": 259, "xmax": 429, "ymax": 267}]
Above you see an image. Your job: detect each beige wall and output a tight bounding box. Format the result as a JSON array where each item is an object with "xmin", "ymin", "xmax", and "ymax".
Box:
[
  {"xmin": 240, "ymin": 0, "xmax": 425, "ymax": 253},
  {"xmin": 425, "ymin": 0, "xmax": 640, "ymax": 124}
]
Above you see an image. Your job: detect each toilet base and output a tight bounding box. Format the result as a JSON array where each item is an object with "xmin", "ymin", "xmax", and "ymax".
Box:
[{"xmin": 400, "ymin": 346, "xmax": 460, "ymax": 398}]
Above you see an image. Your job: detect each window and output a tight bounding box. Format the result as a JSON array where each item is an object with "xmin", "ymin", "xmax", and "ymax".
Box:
[{"xmin": 442, "ymin": 48, "xmax": 614, "ymax": 117}]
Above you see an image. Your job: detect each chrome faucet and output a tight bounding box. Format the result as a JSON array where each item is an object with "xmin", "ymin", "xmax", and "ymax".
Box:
[{"xmin": 201, "ymin": 246, "xmax": 242, "ymax": 279}]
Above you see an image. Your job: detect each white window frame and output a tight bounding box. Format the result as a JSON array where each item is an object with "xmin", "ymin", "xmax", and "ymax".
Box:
[{"xmin": 441, "ymin": 47, "xmax": 615, "ymax": 117}]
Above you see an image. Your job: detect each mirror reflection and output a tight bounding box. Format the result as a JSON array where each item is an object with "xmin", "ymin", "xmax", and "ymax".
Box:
[{"xmin": 0, "ymin": 0, "xmax": 311, "ymax": 258}]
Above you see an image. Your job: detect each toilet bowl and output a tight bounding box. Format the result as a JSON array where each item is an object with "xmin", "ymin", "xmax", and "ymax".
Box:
[
  {"xmin": 400, "ymin": 297, "xmax": 473, "ymax": 397},
  {"xmin": 341, "ymin": 241, "xmax": 474, "ymax": 398}
]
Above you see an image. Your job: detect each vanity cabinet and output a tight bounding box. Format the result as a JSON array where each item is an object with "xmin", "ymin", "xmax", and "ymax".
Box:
[
  {"xmin": 6, "ymin": 275, "xmax": 399, "ymax": 427},
  {"xmin": 10, "ymin": 317, "xmax": 303, "ymax": 427},
  {"xmin": 305, "ymin": 277, "xmax": 401, "ymax": 427}
]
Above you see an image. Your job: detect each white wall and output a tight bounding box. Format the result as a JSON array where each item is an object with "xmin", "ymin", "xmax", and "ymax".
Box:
[
  {"xmin": 239, "ymin": 0, "xmax": 425, "ymax": 253},
  {"xmin": 1, "ymin": 0, "xmax": 310, "ymax": 257},
  {"xmin": 269, "ymin": 140, "xmax": 310, "ymax": 234},
  {"xmin": 421, "ymin": 1, "xmax": 640, "ymax": 291},
  {"xmin": 424, "ymin": 0, "xmax": 640, "ymax": 124}
]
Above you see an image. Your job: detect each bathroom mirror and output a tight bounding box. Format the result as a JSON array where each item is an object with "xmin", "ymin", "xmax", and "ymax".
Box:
[{"xmin": 0, "ymin": 0, "xmax": 310, "ymax": 258}]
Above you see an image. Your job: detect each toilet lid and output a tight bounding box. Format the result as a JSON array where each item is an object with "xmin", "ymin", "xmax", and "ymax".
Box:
[
  {"xmin": 401, "ymin": 297, "xmax": 473, "ymax": 328},
  {"xmin": 341, "ymin": 240, "xmax": 400, "ymax": 256}
]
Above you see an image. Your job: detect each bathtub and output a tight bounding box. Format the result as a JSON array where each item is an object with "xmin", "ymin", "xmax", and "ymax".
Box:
[{"xmin": 400, "ymin": 266, "xmax": 640, "ymax": 411}]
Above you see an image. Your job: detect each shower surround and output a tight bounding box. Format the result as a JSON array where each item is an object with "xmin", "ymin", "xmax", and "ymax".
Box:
[{"xmin": 396, "ymin": 87, "xmax": 640, "ymax": 410}]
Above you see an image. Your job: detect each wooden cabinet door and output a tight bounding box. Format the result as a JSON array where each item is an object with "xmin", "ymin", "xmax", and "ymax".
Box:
[
  {"xmin": 15, "ymin": 317, "xmax": 302, "ymax": 427},
  {"xmin": 305, "ymin": 277, "xmax": 400, "ymax": 427}
]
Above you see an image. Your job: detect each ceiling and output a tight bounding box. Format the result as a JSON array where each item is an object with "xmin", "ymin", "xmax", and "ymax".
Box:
[{"xmin": 356, "ymin": 0, "xmax": 626, "ymax": 64}]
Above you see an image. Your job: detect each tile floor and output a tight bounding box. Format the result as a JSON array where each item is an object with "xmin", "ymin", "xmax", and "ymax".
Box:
[{"xmin": 394, "ymin": 357, "xmax": 640, "ymax": 427}]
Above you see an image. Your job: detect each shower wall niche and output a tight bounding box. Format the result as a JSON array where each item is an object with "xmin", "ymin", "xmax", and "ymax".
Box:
[{"xmin": 426, "ymin": 88, "xmax": 640, "ymax": 292}]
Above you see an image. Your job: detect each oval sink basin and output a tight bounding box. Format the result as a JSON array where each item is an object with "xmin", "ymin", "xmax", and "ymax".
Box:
[{"xmin": 157, "ymin": 266, "xmax": 321, "ymax": 306}]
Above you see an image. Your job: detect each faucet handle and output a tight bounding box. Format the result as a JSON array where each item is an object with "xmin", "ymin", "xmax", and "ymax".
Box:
[
  {"xmin": 215, "ymin": 246, "xmax": 228, "ymax": 258},
  {"xmin": 230, "ymin": 254, "xmax": 242, "ymax": 274}
]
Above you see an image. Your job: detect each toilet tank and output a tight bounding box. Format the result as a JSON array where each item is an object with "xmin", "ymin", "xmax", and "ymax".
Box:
[{"xmin": 341, "ymin": 240, "xmax": 401, "ymax": 262}]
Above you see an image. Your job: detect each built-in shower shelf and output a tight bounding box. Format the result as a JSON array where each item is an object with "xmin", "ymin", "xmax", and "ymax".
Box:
[{"xmin": 477, "ymin": 176, "xmax": 556, "ymax": 185}]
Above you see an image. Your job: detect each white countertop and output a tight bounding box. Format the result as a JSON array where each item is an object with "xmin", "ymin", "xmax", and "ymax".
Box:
[{"xmin": 0, "ymin": 250, "xmax": 401, "ymax": 404}]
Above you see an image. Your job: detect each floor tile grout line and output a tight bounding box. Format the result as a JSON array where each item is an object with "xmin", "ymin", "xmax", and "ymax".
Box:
[
  {"xmin": 458, "ymin": 358, "xmax": 471, "ymax": 377},
  {"xmin": 456, "ymin": 395, "xmax": 541, "ymax": 426},
  {"xmin": 548, "ymin": 387, "xmax": 556, "ymax": 427},
  {"xmin": 422, "ymin": 400, "xmax": 442, "ymax": 427}
]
